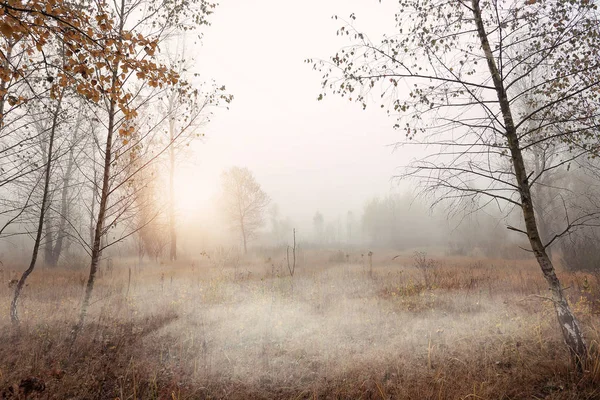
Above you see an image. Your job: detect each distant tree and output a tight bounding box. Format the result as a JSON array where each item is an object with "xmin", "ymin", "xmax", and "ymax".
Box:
[
  {"xmin": 361, "ymin": 193, "xmax": 442, "ymax": 249},
  {"xmin": 558, "ymin": 162, "xmax": 600, "ymax": 271},
  {"xmin": 312, "ymin": 211, "xmax": 324, "ymax": 243},
  {"xmin": 362, "ymin": 196, "xmax": 392, "ymax": 245},
  {"xmin": 346, "ymin": 211, "xmax": 354, "ymax": 243},
  {"xmin": 220, "ymin": 167, "xmax": 270, "ymax": 254},
  {"xmin": 268, "ymin": 204, "xmax": 293, "ymax": 245},
  {"xmin": 162, "ymin": 42, "xmax": 231, "ymax": 262},
  {"xmin": 324, "ymin": 221, "xmax": 337, "ymax": 244},
  {"xmin": 269, "ymin": 204, "xmax": 280, "ymax": 238},
  {"xmin": 43, "ymin": 108, "xmax": 87, "ymax": 268},
  {"xmin": 131, "ymin": 163, "xmax": 168, "ymax": 264}
]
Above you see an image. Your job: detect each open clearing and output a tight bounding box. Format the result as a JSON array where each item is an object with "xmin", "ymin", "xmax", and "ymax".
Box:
[{"xmin": 1, "ymin": 251, "xmax": 600, "ymax": 399}]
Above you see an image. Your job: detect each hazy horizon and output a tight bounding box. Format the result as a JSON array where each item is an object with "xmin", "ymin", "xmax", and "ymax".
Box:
[{"xmin": 174, "ymin": 0, "xmax": 414, "ymax": 225}]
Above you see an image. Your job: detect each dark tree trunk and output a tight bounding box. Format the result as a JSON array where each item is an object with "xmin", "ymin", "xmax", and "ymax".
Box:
[
  {"xmin": 76, "ymin": 93, "xmax": 116, "ymax": 334},
  {"xmin": 472, "ymin": 0, "xmax": 587, "ymax": 368}
]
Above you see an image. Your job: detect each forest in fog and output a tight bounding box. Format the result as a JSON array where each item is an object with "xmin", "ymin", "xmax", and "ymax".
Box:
[{"xmin": 2, "ymin": 0, "xmax": 600, "ymax": 399}]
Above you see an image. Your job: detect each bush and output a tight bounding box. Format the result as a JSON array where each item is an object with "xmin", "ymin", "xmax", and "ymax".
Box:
[{"xmin": 413, "ymin": 251, "xmax": 440, "ymax": 289}]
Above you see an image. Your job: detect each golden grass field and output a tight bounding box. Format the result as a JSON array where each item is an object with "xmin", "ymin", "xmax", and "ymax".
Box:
[{"xmin": 1, "ymin": 249, "xmax": 600, "ymax": 399}]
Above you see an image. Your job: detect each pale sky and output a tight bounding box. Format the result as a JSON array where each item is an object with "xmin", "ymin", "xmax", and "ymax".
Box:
[{"xmin": 175, "ymin": 0, "xmax": 414, "ymax": 227}]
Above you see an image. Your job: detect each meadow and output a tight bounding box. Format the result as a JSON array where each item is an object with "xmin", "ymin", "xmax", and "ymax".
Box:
[{"xmin": 1, "ymin": 249, "xmax": 600, "ymax": 399}]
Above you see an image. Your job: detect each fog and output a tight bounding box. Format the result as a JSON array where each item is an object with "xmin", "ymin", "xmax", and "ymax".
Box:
[
  {"xmin": 2, "ymin": 0, "xmax": 600, "ymax": 398},
  {"xmin": 0, "ymin": 0, "xmax": 595, "ymax": 266},
  {"xmin": 177, "ymin": 0, "xmax": 406, "ymax": 222}
]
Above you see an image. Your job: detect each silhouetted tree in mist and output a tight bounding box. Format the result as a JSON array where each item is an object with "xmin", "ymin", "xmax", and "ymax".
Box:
[
  {"xmin": 161, "ymin": 41, "xmax": 231, "ymax": 262},
  {"xmin": 312, "ymin": 211, "xmax": 324, "ymax": 244},
  {"xmin": 268, "ymin": 204, "xmax": 293, "ymax": 245},
  {"xmin": 220, "ymin": 167, "xmax": 270, "ymax": 254},
  {"xmin": 346, "ymin": 211, "xmax": 354, "ymax": 243},
  {"xmin": 361, "ymin": 193, "xmax": 443, "ymax": 249}
]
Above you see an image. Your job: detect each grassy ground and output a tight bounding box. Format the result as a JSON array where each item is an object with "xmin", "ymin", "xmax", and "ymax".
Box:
[{"xmin": 1, "ymin": 249, "xmax": 600, "ymax": 399}]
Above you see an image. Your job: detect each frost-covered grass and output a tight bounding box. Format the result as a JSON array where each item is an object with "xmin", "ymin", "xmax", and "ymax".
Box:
[{"xmin": 1, "ymin": 251, "xmax": 600, "ymax": 399}]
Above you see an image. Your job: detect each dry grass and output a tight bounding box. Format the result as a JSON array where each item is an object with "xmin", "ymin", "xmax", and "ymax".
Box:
[{"xmin": 1, "ymin": 250, "xmax": 600, "ymax": 399}]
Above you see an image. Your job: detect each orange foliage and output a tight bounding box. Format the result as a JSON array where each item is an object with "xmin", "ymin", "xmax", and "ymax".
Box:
[{"xmin": 0, "ymin": 0, "xmax": 183, "ymax": 121}]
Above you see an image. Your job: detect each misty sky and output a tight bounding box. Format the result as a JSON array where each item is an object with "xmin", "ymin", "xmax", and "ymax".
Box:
[{"xmin": 175, "ymin": 0, "xmax": 416, "ymax": 225}]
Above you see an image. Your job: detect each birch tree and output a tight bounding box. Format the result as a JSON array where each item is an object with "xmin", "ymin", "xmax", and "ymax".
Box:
[{"xmin": 312, "ymin": 0, "xmax": 600, "ymax": 368}]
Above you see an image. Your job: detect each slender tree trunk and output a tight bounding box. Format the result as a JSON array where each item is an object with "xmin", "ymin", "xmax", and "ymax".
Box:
[
  {"xmin": 241, "ymin": 222, "xmax": 247, "ymax": 254},
  {"xmin": 76, "ymin": 0, "xmax": 125, "ymax": 332},
  {"xmin": 90, "ymin": 168, "xmax": 97, "ymax": 246},
  {"xmin": 168, "ymin": 116, "xmax": 176, "ymax": 262},
  {"xmin": 44, "ymin": 213, "xmax": 54, "ymax": 265},
  {"xmin": 11, "ymin": 92, "xmax": 63, "ymax": 323},
  {"xmin": 76, "ymin": 94, "xmax": 117, "ymax": 334},
  {"xmin": 50, "ymin": 147, "xmax": 74, "ymax": 266},
  {"xmin": 472, "ymin": 0, "xmax": 587, "ymax": 368},
  {"xmin": 39, "ymin": 131, "xmax": 55, "ymax": 266},
  {"xmin": 532, "ymin": 147, "xmax": 553, "ymax": 260}
]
